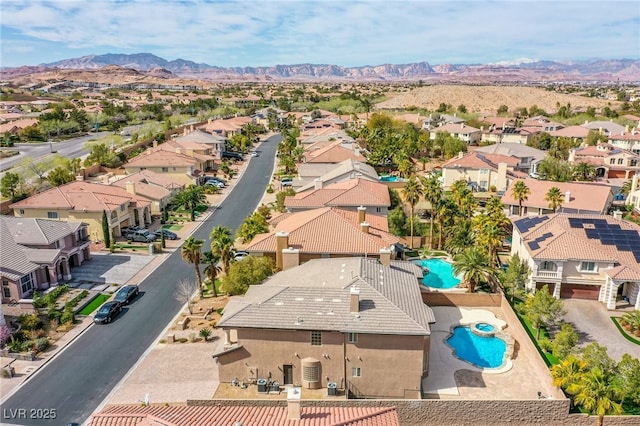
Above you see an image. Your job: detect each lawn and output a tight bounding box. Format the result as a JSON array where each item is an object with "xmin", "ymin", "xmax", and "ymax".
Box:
[
  {"xmin": 163, "ymin": 224, "xmax": 184, "ymax": 231},
  {"xmin": 78, "ymin": 294, "xmax": 110, "ymax": 315},
  {"xmin": 512, "ymin": 298, "xmax": 560, "ymax": 366},
  {"xmin": 115, "ymin": 243, "xmax": 149, "ymax": 251},
  {"xmin": 611, "ymin": 317, "xmax": 640, "ymax": 345}
]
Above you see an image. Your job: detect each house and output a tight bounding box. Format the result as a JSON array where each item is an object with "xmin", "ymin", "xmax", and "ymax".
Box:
[
  {"xmin": 0, "ymin": 118, "xmax": 38, "ymax": 135},
  {"xmin": 581, "ymin": 120, "xmax": 626, "ymax": 137},
  {"xmin": 1, "ymin": 216, "xmax": 90, "ymax": 302},
  {"xmin": 10, "ymin": 181, "xmax": 153, "ymax": 241},
  {"xmin": 199, "ymin": 116, "xmax": 253, "ymax": 137},
  {"xmin": 173, "ymin": 128, "xmax": 226, "ymax": 161},
  {"xmin": 480, "ymin": 125, "xmax": 532, "ymax": 145},
  {"xmin": 297, "ymin": 159, "xmax": 379, "ymax": 191},
  {"xmin": 214, "ymin": 257, "xmax": 434, "ymax": 399},
  {"xmin": 608, "ymin": 128, "xmax": 640, "ymax": 155},
  {"xmin": 124, "ymin": 143, "xmax": 213, "ymax": 185},
  {"xmin": 89, "ymin": 402, "xmax": 400, "ymax": 426},
  {"xmin": 501, "ymin": 179, "xmax": 613, "ymax": 216},
  {"xmin": 548, "ymin": 125, "xmax": 591, "ymax": 142},
  {"xmin": 284, "ymin": 178, "xmax": 391, "ymax": 215},
  {"xmin": 626, "ymin": 175, "xmax": 640, "ymax": 213},
  {"xmin": 302, "ymin": 140, "xmax": 366, "ymax": 164},
  {"xmin": 430, "ymin": 123, "xmax": 481, "ymax": 145},
  {"xmin": 473, "ymin": 143, "xmax": 546, "ymax": 174},
  {"xmin": 521, "ymin": 116, "xmax": 564, "ymax": 133},
  {"xmin": 421, "ymin": 113, "xmax": 464, "ymax": 130},
  {"xmin": 245, "ymin": 207, "xmax": 398, "ymax": 269},
  {"xmin": 441, "ymin": 151, "xmax": 521, "ymax": 192},
  {"xmin": 299, "ymin": 128, "xmax": 355, "ymax": 145},
  {"xmin": 568, "ymin": 143, "xmax": 640, "ymax": 179},
  {"xmin": 510, "ymin": 213, "xmax": 640, "ymax": 310},
  {"xmin": 109, "ymin": 170, "xmax": 185, "ymax": 215}
]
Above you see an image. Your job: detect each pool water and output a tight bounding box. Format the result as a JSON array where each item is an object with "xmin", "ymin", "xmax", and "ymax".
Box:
[
  {"xmin": 475, "ymin": 323, "xmax": 495, "ymax": 333},
  {"xmin": 379, "ymin": 175, "xmax": 399, "ymax": 182},
  {"xmin": 415, "ymin": 258, "xmax": 461, "ymax": 288},
  {"xmin": 447, "ymin": 326, "xmax": 506, "ymax": 368}
]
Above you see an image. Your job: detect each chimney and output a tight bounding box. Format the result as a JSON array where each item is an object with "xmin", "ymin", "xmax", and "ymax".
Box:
[
  {"xmin": 281, "ymin": 247, "xmax": 300, "ymax": 271},
  {"xmin": 125, "ymin": 181, "xmax": 136, "ymax": 195},
  {"xmin": 175, "ymin": 147, "xmax": 182, "ymax": 155},
  {"xmin": 565, "ymin": 191, "xmax": 571, "ymax": 202},
  {"xmin": 480, "ymin": 125, "xmax": 484, "ymax": 132},
  {"xmin": 153, "ymin": 139, "xmax": 158, "ymax": 148},
  {"xmin": 379, "ymin": 248, "xmax": 392, "ymax": 267},
  {"xmin": 458, "ymin": 151, "xmax": 464, "ymax": 159},
  {"xmin": 183, "ymin": 127, "xmax": 188, "ymax": 136},
  {"xmin": 357, "ymin": 206, "xmax": 366, "ymax": 225},
  {"xmin": 350, "ymin": 287, "xmax": 360, "ymax": 313},
  {"xmin": 460, "ymin": 122, "xmax": 464, "ymax": 129},
  {"xmin": 190, "ymin": 124, "xmax": 194, "ymax": 132},
  {"xmin": 630, "ymin": 174, "xmax": 639, "ymax": 194},
  {"xmin": 275, "ymin": 232, "xmax": 289, "ymax": 270},
  {"xmin": 496, "ymin": 162, "xmax": 507, "ymax": 191},
  {"xmin": 314, "ymin": 178, "xmax": 323, "ymax": 190},
  {"xmin": 287, "ymin": 387, "xmax": 302, "ymax": 420},
  {"xmin": 360, "ymin": 221, "xmax": 370, "ymax": 234},
  {"xmin": 186, "ymin": 148, "xmax": 194, "ymax": 157}
]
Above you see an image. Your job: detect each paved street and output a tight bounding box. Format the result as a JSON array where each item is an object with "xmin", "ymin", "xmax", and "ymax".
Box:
[{"xmin": 0, "ymin": 134, "xmax": 281, "ymax": 426}]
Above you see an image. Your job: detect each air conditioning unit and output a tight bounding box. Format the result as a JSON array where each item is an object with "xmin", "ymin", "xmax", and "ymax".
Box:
[{"xmin": 327, "ymin": 382, "xmax": 337, "ymax": 396}]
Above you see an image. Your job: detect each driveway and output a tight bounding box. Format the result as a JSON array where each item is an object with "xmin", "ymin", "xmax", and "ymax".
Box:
[
  {"xmin": 562, "ymin": 299, "xmax": 640, "ymax": 361},
  {"xmin": 68, "ymin": 252, "xmax": 155, "ymax": 290}
]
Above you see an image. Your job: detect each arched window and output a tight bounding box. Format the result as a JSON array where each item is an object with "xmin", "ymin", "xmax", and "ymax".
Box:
[{"xmin": 539, "ymin": 261, "xmax": 557, "ymax": 272}]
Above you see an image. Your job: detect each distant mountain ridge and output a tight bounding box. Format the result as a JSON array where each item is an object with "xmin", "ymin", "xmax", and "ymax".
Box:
[{"xmin": 3, "ymin": 52, "xmax": 640, "ymax": 82}]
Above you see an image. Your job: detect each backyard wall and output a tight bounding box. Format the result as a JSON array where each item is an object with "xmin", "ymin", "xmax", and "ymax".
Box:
[
  {"xmin": 422, "ymin": 292, "xmax": 502, "ymax": 307},
  {"xmin": 188, "ymin": 399, "xmax": 638, "ymax": 426}
]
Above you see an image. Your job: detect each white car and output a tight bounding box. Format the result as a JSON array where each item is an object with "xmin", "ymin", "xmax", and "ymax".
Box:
[
  {"xmin": 234, "ymin": 251, "xmax": 249, "ymax": 260},
  {"xmin": 251, "ymin": 152, "xmax": 259, "ymax": 157}
]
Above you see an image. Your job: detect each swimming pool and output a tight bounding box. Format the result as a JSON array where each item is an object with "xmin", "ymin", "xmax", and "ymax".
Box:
[
  {"xmin": 379, "ymin": 175, "xmax": 399, "ymax": 182},
  {"xmin": 447, "ymin": 325, "xmax": 507, "ymax": 369},
  {"xmin": 415, "ymin": 258, "xmax": 461, "ymax": 289}
]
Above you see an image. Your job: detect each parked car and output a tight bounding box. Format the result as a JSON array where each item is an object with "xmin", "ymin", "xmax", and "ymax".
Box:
[
  {"xmin": 204, "ymin": 176, "xmax": 227, "ymax": 184},
  {"xmin": 251, "ymin": 152, "xmax": 259, "ymax": 157},
  {"xmin": 234, "ymin": 250, "xmax": 250, "ymax": 261},
  {"xmin": 94, "ymin": 301, "xmax": 122, "ymax": 324},
  {"xmin": 126, "ymin": 229, "xmax": 157, "ymax": 243},
  {"xmin": 205, "ymin": 180, "xmax": 225, "ymax": 188},
  {"xmin": 113, "ymin": 285, "xmax": 139, "ymax": 305},
  {"xmin": 152, "ymin": 229, "xmax": 178, "ymax": 240}
]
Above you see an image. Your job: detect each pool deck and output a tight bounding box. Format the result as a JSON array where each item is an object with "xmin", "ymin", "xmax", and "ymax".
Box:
[{"xmin": 423, "ymin": 306, "xmax": 562, "ymax": 400}]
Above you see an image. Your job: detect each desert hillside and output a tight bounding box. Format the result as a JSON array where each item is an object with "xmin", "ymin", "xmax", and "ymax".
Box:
[{"xmin": 377, "ymin": 85, "xmax": 618, "ymax": 114}]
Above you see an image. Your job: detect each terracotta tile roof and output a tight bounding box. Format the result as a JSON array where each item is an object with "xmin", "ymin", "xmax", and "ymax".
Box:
[
  {"xmin": 513, "ymin": 213, "xmax": 640, "ymax": 280},
  {"xmin": 442, "ymin": 151, "xmax": 519, "ymax": 169},
  {"xmin": 111, "ymin": 170, "xmax": 185, "ymax": 190},
  {"xmin": 473, "ymin": 143, "xmax": 545, "ymax": 161},
  {"xmin": 548, "ymin": 125, "xmax": 591, "ymax": 138},
  {"xmin": 90, "ymin": 404, "xmax": 400, "ymax": 426},
  {"xmin": 219, "ymin": 257, "xmax": 434, "ymax": 334},
  {"xmin": 434, "ymin": 122, "xmax": 480, "ymax": 134},
  {"xmin": 285, "ymin": 178, "xmax": 390, "ymax": 209},
  {"xmin": 125, "ymin": 149, "xmax": 201, "ymax": 168},
  {"xmin": 174, "ymin": 129, "xmax": 227, "ymax": 143},
  {"xmin": 304, "ymin": 144, "xmax": 366, "ymax": 164},
  {"xmin": 247, "ymin": 207, "xmax": 397, "ymax": 255},
  {"xmin": 0, "ymin": 118, "xmax": 38, "ymax": 133},
  {"xmin": 609, "ymin": 131, "xmax": 640, "ymax": 142},
  {"xmin": 9, "ymin": 181, "xmax": 151, "ymax": 212},
  {"xmin": 501, "ymin": 179, "xmax": 612, "ymax": 214},
  {"xmin": 573, "ymin": 143, "xmax": 638, "ymax": 159}
]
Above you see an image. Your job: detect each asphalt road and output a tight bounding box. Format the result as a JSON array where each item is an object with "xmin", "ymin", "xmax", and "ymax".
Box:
[
  {"xmin": 1, "ymin": 133, "xmax": 281, "ymax": 425},
  {"xmin": 0, "ymin": 132, "xmax": 111, "ymax": 172}
]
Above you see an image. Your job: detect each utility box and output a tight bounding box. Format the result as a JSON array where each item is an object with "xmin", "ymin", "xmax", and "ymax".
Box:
[
  {"xmin": 257, "ymin": 378, "xmax": 267, "ymax": 393},
  {"xmin": 327, "ymin": 382, "xmax": 337, "ymax": 396}
]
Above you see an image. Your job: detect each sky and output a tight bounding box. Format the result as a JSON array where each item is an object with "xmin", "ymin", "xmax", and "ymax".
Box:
[{"xmin": 1, "ymin": 0, "xmax": 639, "ymax": 68}]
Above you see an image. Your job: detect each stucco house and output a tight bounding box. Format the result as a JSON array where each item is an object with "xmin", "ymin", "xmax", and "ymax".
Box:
[
  {"xmin": 124, "ymin": 143, "xmax": 213, "ymax": 185},
  {"xmin": 441, "ymin": 151, "xmax": 521, "ymax": 191},
  {"xmin": 1, "ymin": 216, "xmax": 90, "ymax": 302},
  {"xmin": 246, "ymin": 207, "xmax": 398, "ymax": 269},
  {"xmin": 511, "ymin": 214, "xmax": 640, "ymax": 309},
  {"xmin": 430, "ymin": 123, "xmax": 481, "ymax": 145},
  {"xmin": 173, "ymin": 128, "xmax": 226, "ymax": 161},
  {"xmin": 626, "ymin": 174, "xmax": 640, "ymax": 213},
  {"xmin": 501, "ymin": 179, "xmax": 613, "ymax": 216},
  {"xmin": 297, "ymin": 159, "xmax": 379, "ymax": 192},
  {"xmin": 608, "ymin": 129, "xmax": 640, "ymax": 155},
  {"xmin": 284, "ymin": 178, "xmax": 390, "ymax": 215},
  {"xmin": 109, "ymin": 169, "xmax": 185, "ymax": 215},
  {"xmin": 568, "ymin": 143, "xmax": 640, "ymax": 179},
  {"xmin": 474, "ymin": 143, "xmax": 546, "ymax": 175},
  {"xmin": 581, "ymin": 120, "xmax": 626, "ymax": 137},
  {"xmin": 214, "ymin": 257, "xmax": 434, "ymax": 399},
  {"xmin": 10, "ymin": 181, "xmax": 153, "ymax": 241}
]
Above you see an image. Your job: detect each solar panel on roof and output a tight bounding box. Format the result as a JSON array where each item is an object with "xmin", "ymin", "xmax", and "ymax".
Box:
[
  {"xmin": 568, "ymin": 218, "xmax": 583, "ymax": 228},
  {"xmin": 528, "ymin": 241, "xmax": 540, "ymax": 250}
]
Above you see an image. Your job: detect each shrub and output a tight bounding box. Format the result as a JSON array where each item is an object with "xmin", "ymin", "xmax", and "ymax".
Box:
[
  {"xmin": 199, "ymin": 328, "xmax": 212, "ymax": 341},
  {"xmin": 266, "ymin": 184, "xmax": 274, "ymax": 194},
  {"xmin": 35, "ymin": 337, "xmax": 49, "ymax": 352},
  {"xmin": 18, "ymin": 313, "xmax": 42, "ymax": 331},
  {"xmin": 0, "ymin": 325, "xmax": 11, "ymax": 347},
  {"xmin": 538, "ymin": 337, "xmax": 553, "ymax": 353},
  {"xmin": 60, "ymin": 306, "xmax": 75, "ymax": 325}
]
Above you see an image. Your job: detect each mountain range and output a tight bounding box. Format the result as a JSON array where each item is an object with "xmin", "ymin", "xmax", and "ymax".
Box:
[{"xmin": 2, "ymin": 53, "xmax": 640, "ymax": 83}]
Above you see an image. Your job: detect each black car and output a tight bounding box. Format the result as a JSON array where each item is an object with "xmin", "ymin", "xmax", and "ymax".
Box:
[
  {"xmin": 152, "ymin": 229, "xmax": 178, "ymax": 240},
  {"xmin": 94, "ymin": 301, "xmax": 122, "ymax": 324},
  {"xmin": 113, "ymin": 285, "xmax": 139, "ymax": 305}
]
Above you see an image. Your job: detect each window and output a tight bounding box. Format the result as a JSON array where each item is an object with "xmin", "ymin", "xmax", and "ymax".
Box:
[
  {"xmin": 539, "ymin": 261, "xmax": 557, "ymax": 272},
  {"xmin": 54, "ymin": 240, "xmax": 60, "ymax": 249},
  {"xmin": 20, "ymin": 273, "xmax": 34, "ymax": 294},
  {"xmin": 352, "ymin": 367, "xmax": 361, "ymax": 377},
  {"xmin": 310, "ymin": 331, "xmax": 322, "ymax": 346},
  {"xmin": 631, "ymin": 159, "xmax": 638, "ymax": 167},
  {"xmin": 376, "ymin": 207, "xmax": 381, "ymax": 213},
  {"xmin": 580, "ymin": 261, "xmax": 596, "ymax": 272},
  {"xmin": 47, "ymin": 211, "xmax": 58, "ymax": 219},
  {"xmin": 618, "ymin": 158, "xmax": 624, "ymax": 165},
  {"xmin": 19, "ymin": 209, "xmax": 24, "ymax": 215},
  {"xmin": 120, "ymin": 204, "xmax": 126, "ymax": 212},
  {"xmin": 3, "ymin": 287, "xmax": 10, "ymax": 298},
  {"xmin": 303, "ymin": 365, "xmax": 319, "ymax": 382},
  {"xmin": 479, "ymin": 169, "xmax": 489, "ymax": 175},
  {"xmin": 610, "ymin": 159, "xmax": 616, "ymax": 164},
  {"xmin": 348, "ymin": 333, "xmax": 358, "ymax": 343},
  {"xmin": 162, "ymin": 167, "xmax": 168, "ymax": 173}
]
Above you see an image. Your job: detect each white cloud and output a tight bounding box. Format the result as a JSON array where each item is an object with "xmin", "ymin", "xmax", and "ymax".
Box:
[{"xmin": 0, "ymin": 0, "xmax": 638, "ymax": 67}]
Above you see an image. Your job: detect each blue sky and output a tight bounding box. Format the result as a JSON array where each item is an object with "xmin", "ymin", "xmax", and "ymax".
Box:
[{"xmin": 1, "ymin": 0, "xmax": 638, "ymax": 68}]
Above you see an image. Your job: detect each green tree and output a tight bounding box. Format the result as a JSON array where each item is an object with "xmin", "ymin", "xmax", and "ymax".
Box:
[
  {"xmin": 101, "ymin": 210, "xmax": 110, "ymax": 247},
  {"xmin": 573, "ymin": 161, "xmax": 596, "ymax": 182},
  {"xmin": 47, "ymin": 166, "xmax": 74, "ymax": 186},
  {"xmin": 616, "ymin": 354, "xmax": 640, "ymax": 406},
  {"xmin": 210, "ymin": 225, "xmax": 234, "ymax": 274},
  {"xmin": 275, "ymin": 186, "xmax": 296, "ymax": 212},
  {"xmin": 181, "ymin": 236, "xmax": 204, "ymax": 296},
  {"xmin": 402, "ymin": 175, "xmax": 423, "ymax": 248},
  {"xmin": 445, "ymin": 219, "xmax": 475, "ymax": 255},
  {"xmin": 523, "ymin": 284, "xmax": 566, "ymax": 339},
  {"xmin": 421, "ymin": 174, "xmax": 442, "ymax": 249},
  {"xmin": 551, "ymin": 323, "xmax": 579, "ymax": 359},
  {"xmin": 537, "ymin": 157, "xmax": 574, "ymax": 182},
  {"xmin": 237, "ymin": 211, "xmax": 269, "ymax": 243},
  {"xmin": 568, "ymin": 368, "xmax": 623, "ymax": 426},
  {"xmin": 620, "ymin": 310, "xmax": 640, "ymax": 333},
  {"xmin": 1, "ymin": 171, "xmax": 21, "ymax": 199},
  {"xmin": 202, "ymin": 251, "xmax": 221, "ymax": 298},
  {"xmin": 452, "ymin": 247, "xmax": 492, "ymax": 293},
  {"xmin": 511, "ymin": 180, "xmax": 530, "ymax": 216},
  {"xmin": 585, "ymin": 130, "xmax": 608, "ymax": 146},
  {"xmin": 387, "ymin": 206, "xmax": 407, "ymax": 236},
  {"xmin": 581, "ymin": 343, "xmax": 617, "ymax": 377},
  {"xmin": 221, "ymin": 256, "xmax": 275, "ymax": 295},
  {"xmin": 173, "ymin": 185, "xmax": 206, "ymax": 221},
  {"xmin": 497, "ymin": 105, "xmax": 509, "ymax": 115},
  {"xmin": 500, "ymin": 253, "xmax": 530, "ymax": 302},
  {"xmin": 551, "ymin": 355, "xmax": 588, "ymax": 390},
  {"xmin": 545, "ymin": 186, "xmax": 564, "ymax": 213}
]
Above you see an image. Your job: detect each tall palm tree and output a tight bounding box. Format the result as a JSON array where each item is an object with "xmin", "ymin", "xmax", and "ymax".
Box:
[
  {"xmin": 545, "ymin": 186, "xmax": 564, "ymax": 213},
  {"xmin": 434, "ymin": 198, "xmax": 456, "ymax": 250},
  {"xmin": 202, "ymin": 251, "xmax": 221, "ymax": 297},
  {"xmin": 402, "ymin": 175, "xmax": 423, "ymax": 248},
  {"xmin": 567, "ymin": 368, "xmax": 623, "ymax": 426},
  {"xmin": 181, "ymin": 236, "xmax": 204, "ymax": 296},
  {"xmin": 210, "ymin": 225, "xmax": 234, "ymax": 274},
  {"xmin": 421, "ymin": 175, "xmax": 442, "ymax": 249},
  {"xmin": 173, "ymin": 185, "xmax": 207, "ymax": 221},
  {"xmin": 445, "ymin": 218, "xmax": 475, "ymax": 255},
  {"xmin": 511, "ymin": 180, "xmax": 531, "ymax": 216},
  {"xmin": 450, "ymin": 179, "xmax": 470, "ymax": 208},
  {"xmin": 452, "ymin": 247, "xmax": 492, "ymax": 293},
  {"xmin": 573, "ymin": 161, "xmax": 596, "ymax": 182},
  {"xmin": 551, "ymin": 355, "xmax": 588, "ymax": 390}
]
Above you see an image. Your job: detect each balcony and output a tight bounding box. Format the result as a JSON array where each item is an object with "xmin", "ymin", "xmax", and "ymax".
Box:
[{"xmin": 534, "ymin": 270, "xmax": 561, "ymax": 280}]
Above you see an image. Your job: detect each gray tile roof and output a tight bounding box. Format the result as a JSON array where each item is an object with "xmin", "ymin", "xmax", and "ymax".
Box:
[
  {"xmin": 2, "ymin": 216, "xmax": 81, "ymax": 245},
  {"xmin": 0, "ymin": 219, "xmax": 39, "ymax": 281},
  {"xmin": 218, "ymin": 258, "xmax": 434, "ymax": 336}
]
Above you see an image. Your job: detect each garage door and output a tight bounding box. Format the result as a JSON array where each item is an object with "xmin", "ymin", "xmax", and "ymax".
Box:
[
  {"xmin": 608, "ymin": 170, "xmax": 626, "ymax": 179},
  {"xmin": 560, "ymin": 284, "xmax": 600, "ymax": 300}
]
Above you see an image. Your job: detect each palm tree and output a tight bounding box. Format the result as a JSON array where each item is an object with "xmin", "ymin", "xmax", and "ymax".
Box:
[
  {"xmin": 511, "ymin": 180, "xmax": 531, "ymax": 216},
  {"xmin": 181, "ymin": 236, "xmax": 204, "ymax": 296},
  {"xmin": 445, "ymin": 218, "xmax": 475, "ymax": 255},
  {"xmin": 573, "ymin": 161, "xmax": 596, "ymax": 182},
  {"xmin": 450, "ymin": 179, "xmax": 470, "ymax": 208},
  {"xmin": 619, "ymin": 179, "xmax": 632, "ymax": 197},
  {"xmin": 434, "ymin": 198, "xmax": 456, "ymax": 250},
  {"xmin": 620, "ymin": 310, "xmax": 640, "ymax": 333},
  {"xmin": 421, "ymin": 175, "xmax": 442, "ymax": 249},
  {"xmin": 210, "ymin": 225, "xmax": 234, "ymax": 274},
  {"xmin": 545, "ymin": 186, "xmax": 564, "ymax": 213},
  {"xmin": 202, "ymin": 251, "xmax": 221, "ymax": 297},
  {"xmin": 402, "ymin": 175, "xmax": 423, "ymax": 248},
  {"xmin": 567, "ymin": 368, "xmax": 623, "ymax": 426},
  {"xmin": 452, "ymin": 247, "xmax": 492, "ymax": 293},
  {"xmin": 551, "ymin": 355, "xmax": 588, "ymax": 390},
  {"xmin": 173, "ymin": 185, "xmax": 207, "ymax": 221}
]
